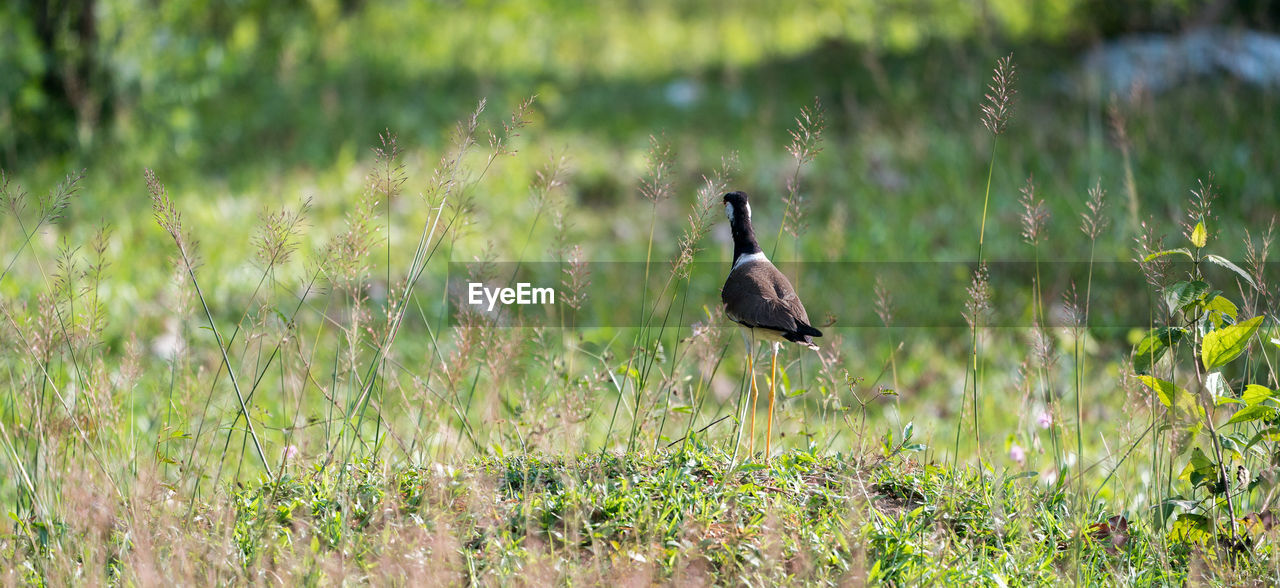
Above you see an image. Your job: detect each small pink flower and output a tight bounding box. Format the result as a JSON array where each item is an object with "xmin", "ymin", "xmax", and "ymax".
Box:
[
  {"xmin": 1009, "ymin": 443, "xmax": 1026, "ymax": 465},
  {"xmin": 283, "ymin": 445, "xmax": 300, "ymax": 461},
  {"xmin": 1036, "ymin": 410, "xmax": 1052, "ymax": 429}
]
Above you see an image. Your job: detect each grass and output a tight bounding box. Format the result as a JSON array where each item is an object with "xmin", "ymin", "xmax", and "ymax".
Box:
[
  {"xmin": 5, "ymin": 7, "xmax": 1280, "ymax": 583},
  {"xmin": 0, "ymin": 446, "xmax": 1219, "ymax": 584}
]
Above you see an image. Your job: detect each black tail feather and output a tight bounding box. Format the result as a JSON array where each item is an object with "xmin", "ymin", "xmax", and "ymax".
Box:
[
  {"xmin": 782, "ymin": 322, "xmax": 823, "ymax": 346},
  {"xmin": 796, "ymin": 323, "xmax": 822, "ymax": 338}
]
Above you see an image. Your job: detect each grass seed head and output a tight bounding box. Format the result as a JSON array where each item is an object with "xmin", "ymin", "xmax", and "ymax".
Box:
[
  {"xmin": 1183, "ymin": 175, "xmax": 1218, "ymax": 245},
  {"xmin": 787, "ymin": 96, "xmax": 826, "ymax": 167},
  {"xmin": 1018, "ymin": 175, "xmax": 1047, "ymax": 246},
  {"xmin": 673, "ymin": 154, "xmax": 737, "ymax": 280},
  {"xmin": 874, "ymin": 276, "xmax": 894, "ymax": 328},
  {"xmin": 640, "ymin": 134, "xmax": 675, "ymax": 204},
  {"xmin": 561, "ymin": 244, "xmax": 590, "ymax": 311},
  {"xmin": 146, "ymin": 168, "xmax": 179, "ymax": 238},
  {"xmin": 783, "ymin": 97, "xmax": 825, "ymax": 238},
  {"xmin": 0, "ymin": 170, "xmax": 28, "ymax": 217},
  {"xmin": 1061, "ymin": 282, "xmax": 1083, "ymax": 329},
  {"xmin": 1134, "ymin": 219, "xmax": 1170, "ymax": 292},
  {"xmin": 370, "ymin": 131, "xmax": 407, "ymax": 203},
  {"xmin": 531, "ymin": 154, "xmax": 568, "ymax": 210},
  {"xmin": 1107, "ymin": 95, "xmax": 1130, "ymax": 153},
  {"xmin": 253, "ymin": 198, "xmax": 311, "ymax": 269},
  {"xmin": 1030, "ymin": 321, "xmax": 1055, "ymax": 368},
  {"xmin": 964, "ymin": 262, "xmax": 992, "ymax": 328},
  {"xmin": 1080, "ymin": 180, "xmax": 1109, "ymax": 239},
  {"xmin": 488, "ymin": 95, "xmax": 535, "ymax": 158},
  {"xmin": 1244, "ymin": 217, "xmax": 1276, "ymax": 315},
  {"xmin": 980, "ymin": 54, "xmax": 1017, "ymax": 136},
  {"xmin": 39, "ymin": 169, "xmax": 84, "ymax": 225}
]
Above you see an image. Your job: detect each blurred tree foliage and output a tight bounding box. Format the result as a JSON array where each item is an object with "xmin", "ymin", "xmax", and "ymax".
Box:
[
  {"xmin": 2, "ymin": 0, "xmax": 108, "ymax": 163},
  {"xmin": 0, "ymin": 0, "xmax": 1274, "ymax": 172},
  {"xmin": 3, "ymin": 0, "xmax": 319, "ymax": 168},
  {"xmin": 1080, "ymin": 0, "xmax": 1277, "ymax": 38}
]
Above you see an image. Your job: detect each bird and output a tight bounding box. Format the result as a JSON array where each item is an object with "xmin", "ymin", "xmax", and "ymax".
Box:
[{"xmin": 719, "ymin": 190, "xmax": 822, "ymax": 460}]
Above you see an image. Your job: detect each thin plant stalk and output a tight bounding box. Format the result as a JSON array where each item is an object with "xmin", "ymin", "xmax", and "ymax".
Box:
[{"xmin": 147, "ymin": 170, "xmax": 273, "ymax": 478}]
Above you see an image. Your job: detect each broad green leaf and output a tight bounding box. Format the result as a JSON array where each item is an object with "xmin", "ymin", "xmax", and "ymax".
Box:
[
  {"xmin": 1137, "ymin": 375, "xmax": 1204, "ymax": 422},
  {"xmin": 1227, "ymin": 405, "xmax": 1277, "ymax": 426},
  {"xmin": 1179, "ymin": 447, "xmax": 1217, "ymax": 484},
  {"xmin": 1173, "ymin": 422, "xmax": 1206, "ymax": 455},
  {"xmin": 1164, "ymin": 280, "xmax": 1209, "ymax": 315},
  {"xmin": 1168, "ymin": 513, "xmax": 1213, "ymax": 545},
  {"xmin": 1144, "ymin": 248, "xmax": 1193, "ymax": 262},
  {"xmin": 1205, "ymin": 371, "xmax": 1229, "ymax": 402},
  {"xmin": 1179, "ymin": 447, "xmax": 1225, "ymax": 492},
  {"xmin": 1132, "ymin": 327, "xmax": 1185, "ymax": 375},
  {"xmin": 1177, "ymin": 513, "xmax": 1211, "ymax": 530},
  {"xmin": 1191, "ymin": 221, "xmax": 1207, "ymax": 248},
  {"xmin": 1218, "ymin": 432, "xmax": 1246, "ymax": 460},
  {"xmin": 1203, "ymin": 295, "xmax": 1238, "ymax": 327},
  {"xmin": 1158, "ymin": 497, "xmax": 1199, "ymax": 513},
  {"xmin": 1204, "ymin": 254, "xmax": 1258, "ymax": 290},
  {"xmin": 1243, "ymin": 384, "xmax": 1276, "ymax": 407},
  {"xmin": 1202, "ymin": 315, "xmax": 1264, "ymax": 370},
  {"xmin": 1137, "ymin": 375, "xmax": 1179, "ymax": 408}
]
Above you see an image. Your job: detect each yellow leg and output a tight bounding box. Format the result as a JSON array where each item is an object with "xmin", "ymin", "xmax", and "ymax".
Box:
[
  {"xmin": 748, "ymin": 345, "xmax": 759, "ymax": 455},
  {"xmin": 766, "ymin": 343, "xmax": 778, "ymax": 460}
]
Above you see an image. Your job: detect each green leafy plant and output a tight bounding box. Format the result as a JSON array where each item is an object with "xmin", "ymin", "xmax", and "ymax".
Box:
[{"xmin": 1133, "ymin": 179, "xmax": 1273, "ymax": 549}]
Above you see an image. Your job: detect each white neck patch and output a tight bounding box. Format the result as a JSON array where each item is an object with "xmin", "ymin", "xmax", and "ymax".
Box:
[
  {"xmin": 725, "ymin": 202, "xmax": 751, "ymax": 224},
  {"xmin": 732, "ymin": 251, "xmax": 768, "ymax": 270}
]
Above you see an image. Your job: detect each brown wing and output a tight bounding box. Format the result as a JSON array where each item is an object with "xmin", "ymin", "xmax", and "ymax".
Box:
[{"xmin": 721, "ymin": 260, "xmax": 818, "ymax": 335}]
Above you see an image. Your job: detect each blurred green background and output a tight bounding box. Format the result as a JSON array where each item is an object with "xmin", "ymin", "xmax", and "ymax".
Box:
[
  {"xmin": 4, "ymin": 0, "xmax": 1279, "ymax": 335},
  {"xmin": 3, "ymin": 0, "xmax": 1280, "ymax": 471}
]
